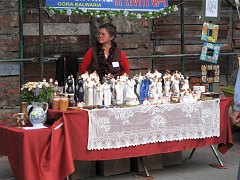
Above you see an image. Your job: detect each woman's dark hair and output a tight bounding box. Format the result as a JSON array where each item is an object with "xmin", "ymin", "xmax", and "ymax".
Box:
[
  {"xmin": 96, "ymin": 23, "xmax": 118, "ymax": 81},
  {"xmin": 99, "ymin": 23, "xmax": 117, "ymax": 40}
]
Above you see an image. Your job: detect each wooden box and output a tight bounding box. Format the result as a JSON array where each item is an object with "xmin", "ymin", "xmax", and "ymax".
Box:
[
  {"xmin": 162, "ymin": 151, "xmax": 182, "ymax": 167},
  {"xmin": 96, "ymin": 158, "xmax": 130, "ymax": 176},
  {"xmin": 69, "ymin": 160, "xmax": 96, "ymax": 180},
  {"xmin": 131, "ymin": 154, "xmax": 163, "ymax": 172}
]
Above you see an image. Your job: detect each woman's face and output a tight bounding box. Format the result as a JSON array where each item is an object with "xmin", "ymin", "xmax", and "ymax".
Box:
[{"xmin": 97, "ymin": 28, "xmax": 114, "ymax": 45}]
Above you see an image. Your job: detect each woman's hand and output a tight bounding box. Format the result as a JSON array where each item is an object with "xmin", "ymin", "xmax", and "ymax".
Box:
[{"xmin": 232, "ymin": 111, "xmax": 240, "ymax": 124}]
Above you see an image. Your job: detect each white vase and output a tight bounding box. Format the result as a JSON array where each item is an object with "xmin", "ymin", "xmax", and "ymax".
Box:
[{"xmin": 28, "ymin": 102, "xmax": 48, "ymax": 127}]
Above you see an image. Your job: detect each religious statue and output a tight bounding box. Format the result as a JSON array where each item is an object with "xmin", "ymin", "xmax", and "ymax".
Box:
[
  {"xmin": 66, "ymin": 75, "xmax": 75, "ymax": 94},
  {"xmin": 85, "ymin": 79, "xmax": 95, "ymax": 105},
  {"xmin": 76, "ymin": 76, "xmax": 84, "ymax": 103},
  {"xmin": 125, "ymin": 79, "xmax": 139, "ymax": 105},
  {"xmin": 103, "ymin": 82, "xmax": 112, "ymax": 107},
  {"xmin": 115, "ymin": 79, "xmax": 124, "ymax": 105},
  {"xmin": 95, "ymin": 83, "xmax": 103, "ymax": 106},
  {"xmin": 140, "ymin": 76, "xmax": 151, "ymax": 104}
]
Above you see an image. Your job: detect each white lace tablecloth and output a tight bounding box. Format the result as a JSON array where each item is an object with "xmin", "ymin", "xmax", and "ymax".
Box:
[{"xmin": 87, "ymin": 99, "xmax": 220, "ymax": 150}]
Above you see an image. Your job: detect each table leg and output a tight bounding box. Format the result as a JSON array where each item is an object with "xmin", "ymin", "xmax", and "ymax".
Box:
[
  {"xmin": 210, "ymin": 145, "xmax": 224, "ymax": 167},
  {"xmin": 139, "ymin": 157, "xmax": 150, "ymax": 177},
  {"xmin": 188, "ymin": 148, "xmax": 196, "ymax": 159}
]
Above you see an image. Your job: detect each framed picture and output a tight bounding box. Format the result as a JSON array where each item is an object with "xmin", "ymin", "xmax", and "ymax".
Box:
[
  {"xmin": 201, "ymin": 65, "xmax": 220, "ymax": 83},
  {"xmin": 200, "ymin": 42, "xmax": 221, "ymax": 64},
  {"xmin": 201, "ymin": 22, "xmax": 219, "ymax": 43},
  {"xmin": 202, "ymin": 0, "xmax": 221, "ymax": 22}
]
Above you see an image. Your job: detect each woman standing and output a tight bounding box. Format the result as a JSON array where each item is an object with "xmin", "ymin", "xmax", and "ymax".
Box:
[{"xmin": 79, "ymin": 23, "xmax": 130, "ymax": 82}]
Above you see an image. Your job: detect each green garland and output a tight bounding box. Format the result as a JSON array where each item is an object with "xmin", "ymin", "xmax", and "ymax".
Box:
[{"xmin": 46, "ymin": 5, "xmax": 178, "ymax": 19}]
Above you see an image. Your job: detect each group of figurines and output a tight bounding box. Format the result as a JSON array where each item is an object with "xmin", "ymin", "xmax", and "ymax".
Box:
[{"xmin": 59, "ymin": 69, "xmax": 202, "ymax": 108}]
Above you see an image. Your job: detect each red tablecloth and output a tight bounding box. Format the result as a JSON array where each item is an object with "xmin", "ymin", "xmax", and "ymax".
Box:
[
  {"xmin": 0, "ymin": 120, "xmax": 74, "ymax": 180},
  {"xmin": 0, "ymin": 98, "xmax": 233, "ymax": 180},
  {"xmin": 48, "ymin": 97, "xmax": 233, "ymax": 161}
]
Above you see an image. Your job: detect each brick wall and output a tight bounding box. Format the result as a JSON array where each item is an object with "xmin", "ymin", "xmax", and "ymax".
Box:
[
  {"xmin": 0, "ymin": 76, "xmax": 20, "ymax": 108},
  {"xmin": 0, "ymin": 0, "xmax": 20, "ymax": 122}
]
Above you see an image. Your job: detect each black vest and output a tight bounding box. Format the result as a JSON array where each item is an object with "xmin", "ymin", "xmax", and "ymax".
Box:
[{"xmin": 88, "ymin": 47, "xmax": 121, "ymax": 79}]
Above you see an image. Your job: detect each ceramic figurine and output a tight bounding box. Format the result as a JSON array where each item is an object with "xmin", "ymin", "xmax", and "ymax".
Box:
[
  {"xmin": 153, "ymin": 69, "xmax": 162, "ymax": 79},
  {"xmin": 140, "ymin": 76, "xmax": 151, "ymax": 104},
  {"xmin": 125, "ymin": 79, "xmax": 138, "ymax": 105},
  {"xmin": 149, "ymin": 79, "xmax": 159, "ymax": 104},
  {"xmin": 66, "ymin": 76, "xmax": 74, "ymax": 94},
  {"xmin": 115, "ymin": 79, "xmax": 124, "ymax": 105},
  {"xmin": 85, "ymin": 80, "xmax": 94, "ymax": 105},
  {"xmin": 76, "ymin": 76, "xmax": 84, "ymax": 103},
  {"xmin": 120, "ymin": 73, "xmax": 128, "ymax": 103},
  {"xmin": 95, "ymin": 83, "xmax": 103, "ymax": 106},
  {"xmin": 156, "ymin": 77, "xmax": 163, "ymax": 98},
  {"xmin": 172, "ymin": 74, "xmax": 180, "ymax": 94},
  {"xmin": 133, "ymin": 75, "xmax": 140, "ymax": 100},
  {"xmin": 181, "ymin": 75, "xmax": 189, "ymax": 91},
  {"xmin": 103, "ymin": 82, "xmax": 111, "ymax": 107}
]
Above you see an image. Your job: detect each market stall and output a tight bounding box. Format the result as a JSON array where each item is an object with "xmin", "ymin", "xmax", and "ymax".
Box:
[{"xmin": 0, "ymin": 97, "xmax": 233, "ymax": 180}]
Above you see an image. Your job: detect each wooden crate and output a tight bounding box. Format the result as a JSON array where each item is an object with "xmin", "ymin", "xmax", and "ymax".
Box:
[
  {"xmin": 69, "ymin": 160, "xmax": 96, "ymax": 180},
  {"xmin": 131, "ymin": 154, "xmax": 163, "ymax": 172},
  {"xmin": 162, "ymin": 151, "xmax": 182, "ymax": 167},
  {"xmin": 96, "ymin": 158, "xmax": 130, "ymax": 176}
]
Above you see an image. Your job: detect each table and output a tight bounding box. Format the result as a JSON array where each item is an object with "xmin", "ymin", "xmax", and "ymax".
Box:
[
  {"xmin": 0, "ymin": 98, "xmax": 233, "ymax": 180},
  {"xmin": 0, "ymin": 120, "xmax": 74, "ymax": 180}
]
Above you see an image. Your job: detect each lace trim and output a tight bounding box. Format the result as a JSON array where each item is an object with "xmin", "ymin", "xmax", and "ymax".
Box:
[{"xmin": 87, "ymin": 99, "xmax": 220, "ymax": 150}]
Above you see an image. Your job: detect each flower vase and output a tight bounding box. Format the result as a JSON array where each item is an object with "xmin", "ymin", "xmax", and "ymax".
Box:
[{"xmin": 27, "ymin": 102, "xmax": 48, "ymax": 127}]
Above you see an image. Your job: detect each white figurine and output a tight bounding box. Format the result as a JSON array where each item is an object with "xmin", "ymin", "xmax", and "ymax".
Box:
[
  {"xmin": 95, "ymin": 83, "xmax": 103, "ymax": 106},
  {"xmin": 81, "ymin": 71, "xmax": 90, "ymax": 101},
  {"xmin": 120, "ymin": 73, "xmax": 128, "ymax": 103},
  {"xmin": 153, "ymin": 69, "xmax": 162, "ymax": 79},
  {"xmin": 136, "ymin": 73, "xmax": 144, "ymax": 98},
  {"xmin": 149, "ymin": 79, "xmax": 159, "ymax": 104},
  {"xmin": 156, "ymin": 77, "xmax": 163, "ymax": 98},
  {"xmin": 115, "ymin": 79, "xmax": 124, "ymax": 105},
  {"xmin": 125, "ymin": 79, "xmax": 138, "ymax": 105},
  {"xmin": 172, "ymin": 75, "xmax": 180, "ymax": 94},
  {"xmin": 181, "ymin": 75, "xmax": 190, "ymax": 92},
  {"xmin": 90, "ymin": 70, "xmax": 100, "ymax": 83},
  {"xmin": 164, "ymin": 77, "xmax": 171, "ymax": 96},
  {"xmin": 103, "ymin": 82, "xmax": 111, "ymax": 107},
  {"xmin": 85, "ymin": 80, "xmax": 94, "ymax": 105}
]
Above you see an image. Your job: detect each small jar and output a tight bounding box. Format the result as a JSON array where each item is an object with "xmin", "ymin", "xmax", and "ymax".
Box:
[
  {"xmin": 52, "ymin": 96, "xmax": 60, "ymax": 110},
  {"xmin": 68, "ymin": 94, "xmax": 76, "ymax": 107},
  {"xmin": 60, "ymin": 96, "xmax": 69, "ymax": 111}
]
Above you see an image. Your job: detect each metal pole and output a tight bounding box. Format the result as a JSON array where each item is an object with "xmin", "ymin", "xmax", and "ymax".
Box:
[
  {"xmin": 210, "ymin": 145, "xmax": 224, "ymax": 167},
  {"xmin": 19, "ymin": 0, "xmax": 24, "ymax": 86},
  {"xmin": 39, "ymin": 0, "xmax": 44, "ymax": 81},
  {"xmin": 180, "ymin": 0, "xmax": 185, "ymax": 76},
  {"xmin": 139, "ymin": 157, "xmax": 150, "ymax": 177}
]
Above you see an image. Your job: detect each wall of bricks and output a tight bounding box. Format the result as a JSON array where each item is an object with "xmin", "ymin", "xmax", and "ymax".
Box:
[
  {"xmin": 0, "ymin": 76, "xmax": 20, "ymax": 108},
  {"xmin": 0, "ymin": 0, "xmax": 20, "ymax": 121}
]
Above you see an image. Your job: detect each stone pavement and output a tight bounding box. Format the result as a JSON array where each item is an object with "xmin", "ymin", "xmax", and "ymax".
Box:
[{"xmin": 0, "ymin": 132, "xmax": 239, "ymax": 180}]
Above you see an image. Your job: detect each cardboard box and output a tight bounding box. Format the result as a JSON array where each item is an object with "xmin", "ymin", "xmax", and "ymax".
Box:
[
  {"xmin": 162, "ymin": 151, "xmax": 182, "ymax": 167},
  {"xmin": 69, "ymin": 160, "xmax": 96, "ymax": 180},
  {"xmin": 96, "ymin": 158, "xmax": 130, "ymax": 176},
  {"xmin": 131, "ymin": 154, "xmax": 163, "ymax": 172}
]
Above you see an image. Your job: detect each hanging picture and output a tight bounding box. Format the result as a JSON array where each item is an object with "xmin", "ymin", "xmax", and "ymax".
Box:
[
  {"xmin": 201, "ymin": 65, "xmax": 220, "ymax": 83},
  {"xmin": 201, "ymin": 22, "xmax": 219, "ymax": 43},
  {"xmin": 202, "ymin": 0, "xmax": 221, "ymax": 22},
  {"xmin": 200, "ymin": 42, "xmax": 221, "ymax": 64}
]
